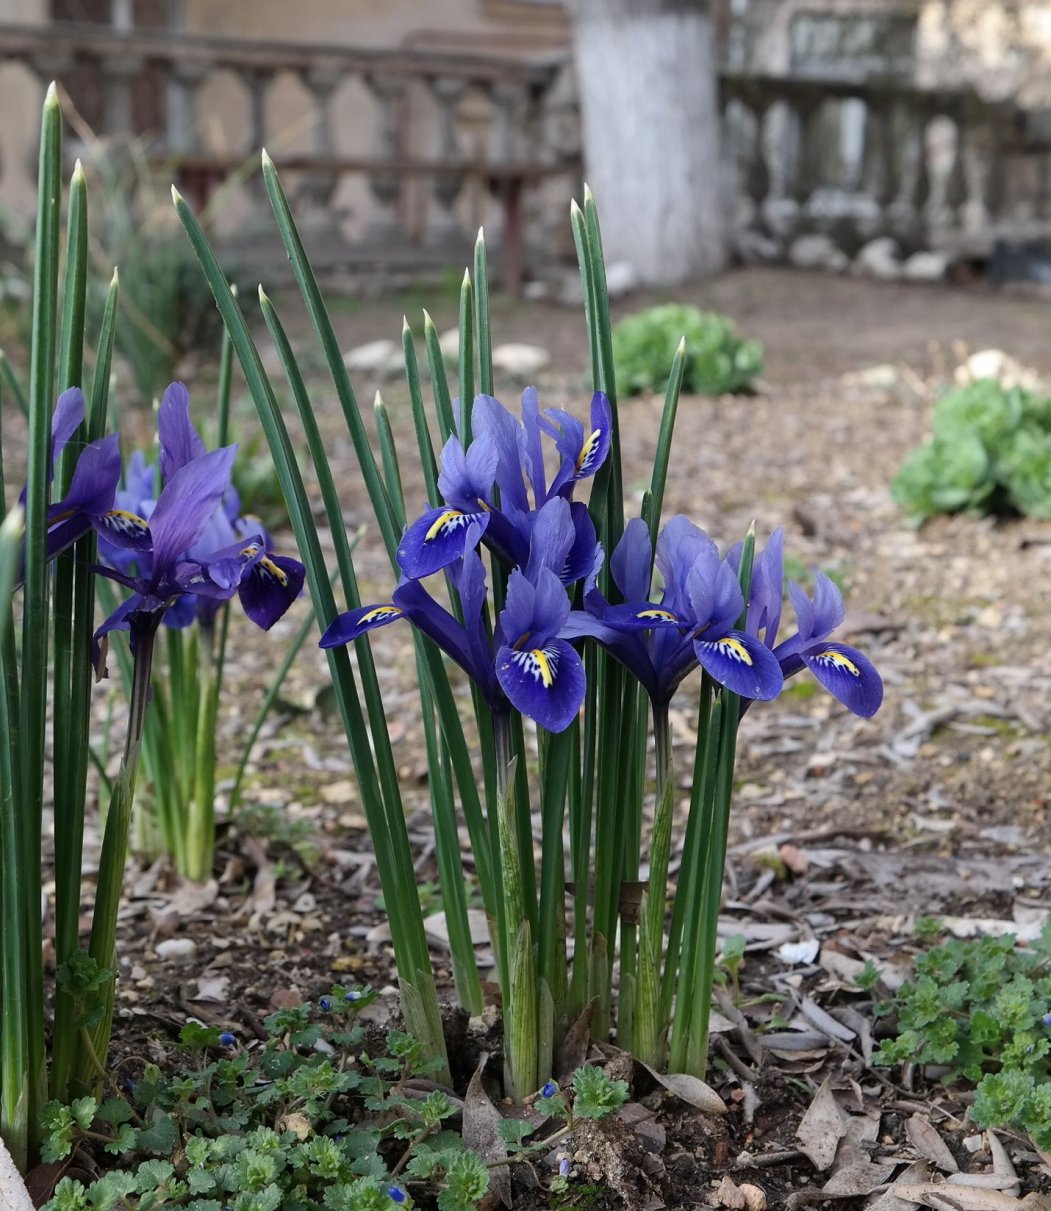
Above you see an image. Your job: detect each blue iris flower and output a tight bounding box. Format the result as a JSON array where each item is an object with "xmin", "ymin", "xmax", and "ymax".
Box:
[
  {"xmin": 397, "ymin": 389, "xmax": 611, "ymax": 580},
  {"xmin": 321, "ymin": 498, "xmax": 590, "ymax": 733},
  {"xmin": 90, "ymin": 383, "xmax": 305, "ymax": 675},
  {"xmin": 729, "ymin": 529, "xmax": 884, "ymax": 718},
  {"xmin": 580, "ymin": 516, "xmax": 784, "ymax": 704}
]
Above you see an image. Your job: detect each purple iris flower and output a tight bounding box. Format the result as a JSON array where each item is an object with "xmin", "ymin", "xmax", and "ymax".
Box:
[
  {"xmin": 727, "ymin": 529, "xmax": 883, "ymax": 718},
  {"xmin": 322, "ymin": 499, "xmax": 590, "ymax": 733},
  {"xmin": 397, "ymin": 389, "xmax": 611, "ymax": 580},
  {"xmin": 14, "ymin": 387, "xmax": 122, "ymax": 570},
  {"xmin": 772, "ymin": 573, "xmax": 883, "ymax": 717},
  {"xmin": 580, "ymin": 516, "xmax": 783, "ymax": 704},
  {"xmin": 91, "ymin": 383, "xmax": 305, "ymax": 674},
  {"xmin": 97, "ymin": 384, "xmax": 304, "ymax": 635}
]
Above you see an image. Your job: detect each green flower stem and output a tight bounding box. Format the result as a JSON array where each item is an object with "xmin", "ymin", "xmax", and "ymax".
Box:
[
  {"xmin": 494, "ymin": 712, "xmax": 537, "ymax": 1100},
  {"xmin": 185, "ymin": 619, "xmax": 220, "ymax": 881},
  {"xmin": 76, "ymin": 614, "xmax": 162, "ymax": 1095},
  {"xmin": 0, "ymin": 508, "xmax": 27, "ymax": 1168},
  {"xmin": 633, "ymin": 702, "xmax": 675, "ymax": 1066}
]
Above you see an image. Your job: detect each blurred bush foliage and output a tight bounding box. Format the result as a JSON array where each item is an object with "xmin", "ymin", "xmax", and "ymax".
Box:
[
  {"xmin": 612, "ymin": 303, "xmax": 763, "ymax": 397},
  {"xmin": 893, "ymin": 378, "xmax": 1051, "ymax": 523}
]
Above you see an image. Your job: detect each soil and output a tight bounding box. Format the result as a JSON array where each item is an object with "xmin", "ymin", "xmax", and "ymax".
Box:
[{"xmin": 12, "ymin": 266, "xmax": 1051, "ymax": 1208}]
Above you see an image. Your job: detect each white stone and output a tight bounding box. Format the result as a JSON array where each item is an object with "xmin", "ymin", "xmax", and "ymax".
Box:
[
  {"xmin": 491, "ymin": 342, "xmax": 551, "ymax": 380},
  {"xmin": 604, "ymin": 260, "xmax": 639, "ymax": 298},
  {"xmin": 788, "ymin": 234, "xmax": 848, "ymax": 272},
  {"xmin": 734, "ymin": 229, "xmax": 782, "ymax": 264},
  {"xmin": 955, "ymin": 347, "xmax": 1042, "ymax": 389},
  {"xmin": 438, "ymin": 328, "xmax": 460, "ymax": 364},
  {"xmin": 853, "ymin": 236, "xmax": 902, "ymax": 280},
  {"xmin": 343, "ymin": 339, "xmax": 397, "ymax": 374},
  {"xmin": 155, "ymin": 937, "xmax": 197, "ymax": 961},
  {"xmin": 902, "ymin": 250, "xmax": 951, "ymax": 282}
]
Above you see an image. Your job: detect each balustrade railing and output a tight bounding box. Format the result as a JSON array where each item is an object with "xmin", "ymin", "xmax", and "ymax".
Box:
[
  {"xmin": 0, "ymin": 21, "xmax": 576, "ymax": 290},
  {"xmin": 719, "ymin": 72, "xmax": 1023, "ymax": 258},
  {"xmin": 1, "ymin": 21, "xmax": 1046, "ymax": 282}
]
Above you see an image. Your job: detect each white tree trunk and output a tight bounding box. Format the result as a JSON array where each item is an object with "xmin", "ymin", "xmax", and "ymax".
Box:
[{"xmin": 568, "ymin": 0, "xmax": 727, "ymax": 285}]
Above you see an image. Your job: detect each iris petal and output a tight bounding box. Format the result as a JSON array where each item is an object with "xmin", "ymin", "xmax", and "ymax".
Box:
[
  {"xmin": 320, "ymin": 603, "xmax": 405, "ymax": 648},
  {"xmin": 496, "ymin": 637, "xmax": 585, "ymax": 733},
  {"xmin": 693, "ymin": 630, "xmax": 783, "ymax": 700},
  {"xmin": 397, "ymin": 505, "xmax": 489, "ymax": 578},
  {"xmin": 801, "ymin": 642, "xmax": 883, "ymax": 717},
  {"xmin": 239, "ymin": 552, "xmax": 305, "ymax": 630}
]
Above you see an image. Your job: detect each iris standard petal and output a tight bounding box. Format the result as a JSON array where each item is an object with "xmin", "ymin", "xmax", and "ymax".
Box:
[
  {"xmin": 472, "ymin": 393, "xmax": 530, "ymax": 513},
  {"xmin": 158, "ymin": 382, "xmax": 207, "ymax": 483},
  {"xmin": 693, "ymin": 630, "xmax": 784, "ymax": 701},
  {"xmin": 801, "ymin": 642, "xmax": 883, "ymax": 717},
  {"xmin": 496, "ymin": 636, "xmax": 585, "ymax": 733},
  {"xmin": 397, "ymin": 505, "xmax": 489, "ymax": 578},
  {"xmin": 523, "ymin": 497, "xmax": 577, "ymax": 583},
  {"xmin": 520, "ymin": 387, "xmax": 547, "ymax": 503},
  {"xmin": 238, "ymin": 552, "xmax": 305, "ymax": 630},
  {"xmin": 148, "ymin": 445, "xmax": 237, "ymax": 573},
  {"xmin": 610, "ymin": 518, "xmax": 653, "ymax": 604}
]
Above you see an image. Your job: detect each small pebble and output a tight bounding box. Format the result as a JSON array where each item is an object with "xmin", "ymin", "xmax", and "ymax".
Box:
[
  {"xmin": 155, "ymin": 938, "xmax": 197, "ymax": 961},
  {"xmin": 963, "ymin": 1134, "xmax": 984, "ymax": 1153}
]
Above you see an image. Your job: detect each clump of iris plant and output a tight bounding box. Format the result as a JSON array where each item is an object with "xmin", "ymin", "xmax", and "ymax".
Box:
[
  {"xmin": 67, "ymin": 382, "xmax": 303, "ymax": 1093},
  {"xmin": 92, "ymin": 384, "xmax": 304, "ymax": 874},
  {"xmin": 176, "ymin": 184, "xmax": 884, "ymax": 1102}
]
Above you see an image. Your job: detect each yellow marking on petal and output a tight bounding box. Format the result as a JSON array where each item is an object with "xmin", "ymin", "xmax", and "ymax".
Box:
[
  {"xmin": 637, "ymin": 608, "xmax": 678, "ymax": 622},
  {"xmin": 240, "ymin": 543, "xmax": 261, "ymax": 560},
  {"xmin": 361, "ymin": 605, "xmax": 403, "ymax": 625},
  {"xmin": 424, "ymin": 509, "xmax": 464, "ymax": 543},
  {"xmin": 715, "ymin": 637, "xmax": 753, "ymax": 665},
  {"xmin": 102, "ymin": 509, "xmax": 150, "ymax": 538},
  {"xmin": 532, "ymin": 648, "xmax": 554, "ymax": 688},
  {"xmin": 816, "ymin": 648, "xmax": 860, "ymax": 677},
  {"xmin": 576, "ymin": 429, "xmax": 602, "ymax": 474},
  {"xmin": 259, "ymin": 556, "xmax": 288, "ymax": 587}
]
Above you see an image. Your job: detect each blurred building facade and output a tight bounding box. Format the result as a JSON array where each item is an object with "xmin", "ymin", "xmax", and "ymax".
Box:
[{"xmin": 3, "ymin": 0, "xmax": 1051, "ymax": 281}]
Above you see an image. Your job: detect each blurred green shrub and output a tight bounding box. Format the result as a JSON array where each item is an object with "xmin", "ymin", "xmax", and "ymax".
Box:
[
  {"xmin": 88, "ymin": 144, "xmax": 226, "ymax": 406},
  {"xmin": 893, "ymin": 379, "xmax": 1051, "ymax": 523},
  {"xmin": 612, "ymin": 303, "xmax": 763, "ymax": 397}
]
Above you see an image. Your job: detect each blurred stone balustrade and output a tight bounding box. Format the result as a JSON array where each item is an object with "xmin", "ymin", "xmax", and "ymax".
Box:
[
  {"xmin": 0, "ymin": 20, "xmax": 577, "ymax": 292},
  {"xmin": 2, "ymin": 16, "xmax": 1051, "ymax": 286}
]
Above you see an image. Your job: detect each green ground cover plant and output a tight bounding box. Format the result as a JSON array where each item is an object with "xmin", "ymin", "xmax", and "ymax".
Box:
[
  {"xmin": 893, "ymin": 378, "xmax": 1051, "ymax": 523},
  {"xmin": 39, "ymin": 987, "xmax": 627, "ymax": 1211},
  {"xmin": 875, "ymin": 922, "xmax": 1051, "ymax": 1148},
  {"xmin": 612, "ymin": 303, "xmax": 762, "ymax": 397}
]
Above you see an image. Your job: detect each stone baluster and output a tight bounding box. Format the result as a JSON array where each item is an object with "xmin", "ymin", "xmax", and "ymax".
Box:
[
  {"xmin": 889, "ymin": 104, "xmax": 930, "ymax": 246},
  {"xmin": 426, "ymin": 74, "xmax": 468, "ymax": 245},
  {"xmin": 936, "ymin": 110, "xmax": 968, "ymax": 232},
  {"xmin": 783, "ymin": 93, "xmax": 823, "ymax": 234},
  {"xmin": 299, "ymin": 65, "xmax": 342, "ymax": 211},
  {"xmin": 860, "ymin": 97, "xmax": 900, "ymax": 234},
  {"xmin": 364, "ymin": 72, "xmax": 407, "ymax": 242},
  {"xmin": 101, "ymin": 49, "xmax": 142, "ymax": 139},
  {"xmin": 490, "ymin": 79, "xmax": 527, "ymax": 163},
  {"xmin": 166, "ymin": 60, "xmax": 208, "ymax": 153},
  {"xmin": 244, "ymin": 68, "xmax": 273, "ymax": 200}
]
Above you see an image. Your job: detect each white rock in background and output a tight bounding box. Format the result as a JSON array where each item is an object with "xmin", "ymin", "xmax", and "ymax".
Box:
[
  {"xmin": 343, "ymin": 338, "xmax": 397, "ymax": 374},
  {"xmin": 955, "ymin": 348, "xmax": 1043, "ymax": 389},
  {"xmin": 491, "ymin": 343, "xmax": 550, "ymax": 380},
  {"xmin": 604, "ymin": 260, "xmax": 639, "ymax": 298},
  {"xmin": 734, "ymin": 229, "xmax": 782, "ymax": 264},
  {"xmin": 902, "ymin": 250, "xmax": 951, "ymax": 282},
  {"xmin": 438, "ymin": 328, "xmax": 460, "ymax": 364},
  {"xmin": 343, "ymin": 341, "xmax": 404, "ymax": 380},
  {"xmin": 788, "ymin": 233, "xmax": 848, "ymax": 273},
  {"xmin": 853, "ymin": 236, "xmax": 902, "ymax": 280},
  {"xmin": 155, "ymin": 937, "xmax": 197, "ymax": 962}
]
